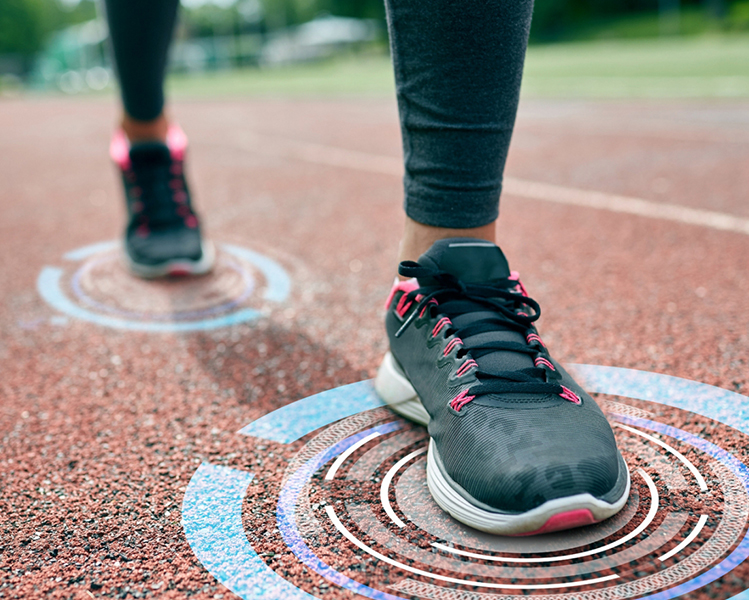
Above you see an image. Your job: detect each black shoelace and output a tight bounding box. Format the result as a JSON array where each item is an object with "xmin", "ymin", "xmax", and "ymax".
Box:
[
  {"xmin": 396, "ymin": 261, "xmax": 568, "ymax": 402},
  {"xmin": 127, "ymin": 158, "xmax": 192, "ymax": 228}
]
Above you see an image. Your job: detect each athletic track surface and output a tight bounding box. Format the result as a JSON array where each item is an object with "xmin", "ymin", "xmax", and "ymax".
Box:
[{"xmin": 1, "ymin": 96, "xmax": 749, "ymax": 600}]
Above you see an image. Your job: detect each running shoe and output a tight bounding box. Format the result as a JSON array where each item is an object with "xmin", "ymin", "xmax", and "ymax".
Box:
[
  {"xmin": 110, "ymin": 125, "xmax": 214, "ymax": 278},
  {"xmin": 375, "ymin": 238, "xmax": 630, "ymax": 535}
]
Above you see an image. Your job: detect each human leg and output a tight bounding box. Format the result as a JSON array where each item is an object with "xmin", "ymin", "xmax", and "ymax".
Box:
[
  {"xmin": 104, "ymin": 0, "xmax": 179, "ymax": 139},
  {"xmin": 385, "ymin": 0, "xmax": 533, "ymax": 263},
  {"xmin": 378, "ymin": 0, "xmax": 630, "ymax": 534},
  {"xmin": 104, "ymin": 0, "xmax": 213, "ymax": 277}
]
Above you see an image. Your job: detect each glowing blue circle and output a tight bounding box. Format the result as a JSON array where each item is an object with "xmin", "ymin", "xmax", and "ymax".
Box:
[
  {"xmin": 182, "ymin": 366, "xmax": 749, "ymax": 600},
  {"xmin": 37, "ymin": 241, "xmax": 290, "ymax": 331}
]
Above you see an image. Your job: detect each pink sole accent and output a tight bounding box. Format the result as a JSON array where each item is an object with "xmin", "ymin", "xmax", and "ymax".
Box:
[
  {"xmin": 511, "ymin": 509, "xmax": 597, "ymax": 536},
  {"xmin": 110, "ymin": 128, "xmax": 131, "ymax": 170},
  {"xmin": 166, "ymin": 124, "xmax": 188, "ymax": 161},
  {"xmin": 385, "ymin": 278, "xmax": 419, "ymax": 310},
  {"xmin": 168, "ymin": 268, "xmax": 192, "ymax": 277},
  {"xmin": 111, "ymin": 124, "xmax": 189, "ymax": 169}
]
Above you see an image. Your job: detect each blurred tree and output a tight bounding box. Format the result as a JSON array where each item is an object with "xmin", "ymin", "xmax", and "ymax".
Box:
[
  {"xmin": 0, "ymin": 0, "xmax": 50, "ymax": 56},
  {"xmin": 0, "ymin": 0, "xmax": 97, "ymax": 58},
  {"xmin": 707, "ymin": 0, "xmax": 727, "ymax": 17},
  {"xmin": 318, "ymin": 0, "xmax": 385, "ymax": 20},
  {"xmin": 184, "ymin": 3, "xmax": 241, "ymax": 37},
  {"xmin": 531, "ymin": 0, "xmax": 663, "ymax": 39},
  {"xmin": 181, "ymin": 0, "xmax": 385, "ymax": 36},
  {"xmin": 528, "ymin": 0, "xmax": 727, "ymax": 39}
]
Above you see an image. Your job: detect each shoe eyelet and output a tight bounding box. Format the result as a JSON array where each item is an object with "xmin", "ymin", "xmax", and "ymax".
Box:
[
  {"xmin": 443, "ymin": 338, "xmax": 463, "ymax": 357},
  {"xmin": 559, "ymin": 386, "xmax": 582, "ymax": 405},
  {"xmin": 534, "ymin": 356, "xmax": 555, "ymax": 371},
  {"xmin": 431, "ymin": 317, "xmax": 451, "ymax": 339},
  {"xmin": 448, "ymin": 389, "xmax": 475, "ymax": 414}
]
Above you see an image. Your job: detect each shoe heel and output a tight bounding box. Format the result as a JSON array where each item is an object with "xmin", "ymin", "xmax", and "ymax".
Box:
[{"xmin": 375, "ymin": 352, "xmax": 430, "ymax": 426}]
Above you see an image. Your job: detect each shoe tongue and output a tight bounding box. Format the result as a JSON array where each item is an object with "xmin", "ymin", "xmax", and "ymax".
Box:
[
  {"xmin": 417, "ymin": 238, "xmax": 511, "ymax": 284},
  {"xmin": 129, "ymin": 141, "xmax": 171, "ymax": 167},
  {"xmin": 419, "ymin": 238, "xmax": 533, "ymax": 377}
]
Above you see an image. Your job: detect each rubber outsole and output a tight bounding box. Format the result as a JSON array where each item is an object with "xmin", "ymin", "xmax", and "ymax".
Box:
[
  {"xmin": 122, "ymin": 240, "xmax": 216, "ymax": 279},
  {"xmin": 374, "ymin": 351, "xmax": 631, "ymax": 535}
]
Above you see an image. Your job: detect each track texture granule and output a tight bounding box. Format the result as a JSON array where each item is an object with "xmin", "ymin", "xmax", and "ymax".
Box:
[{"xmin": 1, "ymin": 97, "xmax": 748, "ymax": 599}]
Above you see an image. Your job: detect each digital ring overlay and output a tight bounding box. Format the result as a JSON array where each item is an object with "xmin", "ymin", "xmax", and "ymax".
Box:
[
  {"xmin": 182, "ymin": 365, "xmax": 749, "ymax": 600},
  {"xmin": 36, "ymin": 240, "xmax": 290, "ymax": 331}
]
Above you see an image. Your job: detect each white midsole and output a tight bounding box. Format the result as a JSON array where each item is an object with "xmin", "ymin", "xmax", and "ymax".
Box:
[
  {"xmin": 374, "ymin": 351, "xmax": 631, "ymax": 535},
  {"xmin": 374, "ymin": 351, "xmax": 430, "ymax": 426},
  {"xmin": 123, "ymin": 240, "xmax": 215, "ymax": 279}
]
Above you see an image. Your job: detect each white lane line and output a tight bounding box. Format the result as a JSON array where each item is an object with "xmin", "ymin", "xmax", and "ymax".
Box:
[
  {"xmin": 232, "ymin": 134, "xmax": 749, "ymax": 237},
  {"xmin": 325, "ymin": 505, "xmax": 619, "ymax": 590},
  {"xmin": 503, "ymin": 178, "xmax": 749, "ymax": 236},
  {"xmin": 380, "ymin": 447, "xmax": 427, "ymax": 528},
  {"xmin": 325, "ymin": 432, "xmax": 381, "ymax": 481},
  {"xmin": 432, "ymin": 468, "xmax": 658, "ymax": 563},
  {"xmin": 657, "ymin": 514, "xmax": 709, "ymax": 562},
  {"xmin": 616, "ymin": 423, "xmax": 708, "ymax": 492}
]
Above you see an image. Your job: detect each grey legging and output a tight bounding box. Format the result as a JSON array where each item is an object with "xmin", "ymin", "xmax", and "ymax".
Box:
[{"xmin": 104, "ymin": 0, "xmax": 533, "ymax": 229}]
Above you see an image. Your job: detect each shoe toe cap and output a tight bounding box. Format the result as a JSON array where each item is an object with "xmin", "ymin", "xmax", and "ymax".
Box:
[
  {"xmin": 437, "ymin": 404, "xmax": 623, "ymax": 513},
  {"xmin": 127, "ymin": 227, "xmax": 203, "ymax": 265}
]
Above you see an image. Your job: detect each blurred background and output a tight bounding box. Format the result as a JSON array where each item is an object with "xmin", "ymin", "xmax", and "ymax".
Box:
[{"xmin": 1, "ymin": 0, "xmax": 748, "ymax": 100}]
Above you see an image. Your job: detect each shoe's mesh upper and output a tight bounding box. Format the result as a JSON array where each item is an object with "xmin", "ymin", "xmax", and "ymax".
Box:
[
  {"xmin": 122, "ymin": 142, "xmax": 203, "ymax": 265},
  {"xmin": 386, "ymin": 238, "xmax": 626, "ymax": 512},
  {"xmin": 428, "ymin": 367, "xmax": 622, "ymax": 512}
]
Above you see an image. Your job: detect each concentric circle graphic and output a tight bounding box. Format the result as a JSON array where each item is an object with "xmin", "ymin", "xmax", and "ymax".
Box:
[
  {"xmin": 182, "ymin": 366, "xmax": 749, "ymax": 600},
  {"xmin": 37, "ymin": 241, "xmax": 290, "ymax": 331}
]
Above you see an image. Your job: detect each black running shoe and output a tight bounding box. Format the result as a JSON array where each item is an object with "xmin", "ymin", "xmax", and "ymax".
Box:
[
  {"xmin": 110, "ymin": 126, "xmax": 214, "ymax": 278},
  {"xmin": 375, "ymin": 239, "xmax": 629, "ymax": 535}
]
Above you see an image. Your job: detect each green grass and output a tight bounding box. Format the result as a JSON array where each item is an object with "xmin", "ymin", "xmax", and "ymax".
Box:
[
  {"xmin": 162, "ymin": 34, "xmax": 749, "ymax": 100},
  {"xmin": 10, "ymin": 33, "xmax": 749, "ymax": 100},
  {"xmin": 165, "ymin": 54, "xmax": 396, "ymax": 98},
  {"xmin": 521, "ymin": 34, "xmax": 749, "ymax": 98}
]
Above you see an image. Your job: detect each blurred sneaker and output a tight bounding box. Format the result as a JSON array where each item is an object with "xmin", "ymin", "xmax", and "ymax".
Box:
[
  {"xmin": 375, "ymin": 238, "xmax": 629, "ymax": 535},
  {"xmin": 110, "ymin": 125, "xmax": 214, "ymax": 278}
]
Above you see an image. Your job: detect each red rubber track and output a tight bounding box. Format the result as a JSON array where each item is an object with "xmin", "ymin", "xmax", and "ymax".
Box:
[{"xmin": 1, "ymin": 96, "xmax": 748, "ymax": 598}]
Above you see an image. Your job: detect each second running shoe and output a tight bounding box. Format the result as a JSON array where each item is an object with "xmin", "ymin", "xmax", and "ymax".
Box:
[
  {"xmin": 110, "ymin": 125, "xmax": 214, "ymax": 278},
  {"xmin": 375, "ymin": 238, "xmax": 630, "ymax": 535}
]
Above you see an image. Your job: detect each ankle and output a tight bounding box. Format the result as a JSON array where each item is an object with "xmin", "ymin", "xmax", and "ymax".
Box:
[
  {"xmin": 121, "ymin": 113, "xmax": 169, "ymax": 144},
  {"xmin": 397, "ymin": 217, "xmax": 497, "ymax": 279}
]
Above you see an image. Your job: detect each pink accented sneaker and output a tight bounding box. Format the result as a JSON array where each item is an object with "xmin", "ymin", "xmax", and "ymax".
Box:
[
  {"xmin": 110, "ymin": 125, "xmax": 214, "ymax": 278},
  {"xmin": 375, "ymin": 238, "xmax": 630, "ymax": 535}
]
